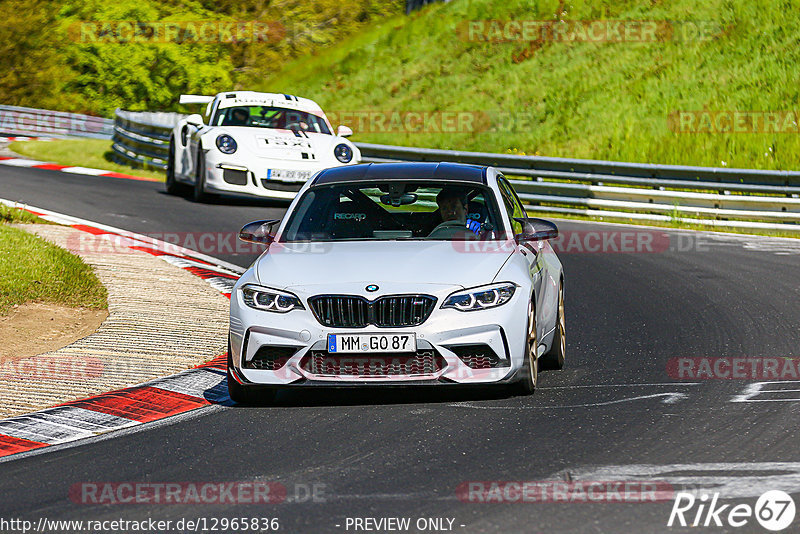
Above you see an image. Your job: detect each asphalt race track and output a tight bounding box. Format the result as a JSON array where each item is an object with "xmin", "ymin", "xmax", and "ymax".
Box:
[{"xmin": 2, "ymin": 165, "xmax": 800, "ymax": 533}]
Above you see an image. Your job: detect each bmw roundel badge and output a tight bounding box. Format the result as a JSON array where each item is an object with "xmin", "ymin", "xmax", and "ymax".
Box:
[{"xmin": 366, "ymin": 284, "xmax": 379, "ymax": 292}]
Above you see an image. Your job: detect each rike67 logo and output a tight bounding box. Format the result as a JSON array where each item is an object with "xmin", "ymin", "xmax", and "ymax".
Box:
[{"xmin": 668, "ymin": 490, "xmax": 796, "ymax": 531}]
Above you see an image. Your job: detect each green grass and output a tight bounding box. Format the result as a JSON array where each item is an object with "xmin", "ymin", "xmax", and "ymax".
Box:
[
  {"xmin": 0, "ymin": 220, "xmax": 108, "ymax": 315},
  {"xmin": 0, "ymin": 204, "xmax": 46, "ymax": 224},
  {"xmin": 8, "ymin": 139, "xmax": 165, "ymax": 182},
  {"xmin": 257, "ymin": 0, "xmax": 800, "ymax": 171}
]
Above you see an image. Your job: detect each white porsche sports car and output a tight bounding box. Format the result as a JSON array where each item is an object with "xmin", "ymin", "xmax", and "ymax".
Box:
[
  {"xmin": 227, "ymin": 162, "xmax": 565, "ymax": 403},
  {"xmin": 166, "ymin": 91, "xmax": 361, "ymax": 202}
]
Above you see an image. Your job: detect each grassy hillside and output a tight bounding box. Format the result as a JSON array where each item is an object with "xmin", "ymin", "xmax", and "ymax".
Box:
[
  {"xmin": 0, "ymin": 0, "xmax": 403, "ymax": 116},
  {"xmin": 259, "ymin": 0, "xmax": 800, "ymax": 170}
]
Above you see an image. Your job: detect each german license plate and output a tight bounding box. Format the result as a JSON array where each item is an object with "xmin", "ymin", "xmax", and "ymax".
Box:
[
  {"xmin": 327, "ymin": 333, "xmax": 416, "ymax": 353},
  {"xmin": 266, "ymin": 169, "xmax": 313, "ymax": 181}
]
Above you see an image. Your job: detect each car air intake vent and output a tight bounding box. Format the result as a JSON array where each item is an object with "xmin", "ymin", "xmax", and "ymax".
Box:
[
  {"xmin": 223, "ymin": 169, "xmax": 248, "ymax": 185},
  {"xmin": 449, "ymin": 344, "xmax": 507, "ymax": 369},
  {"xmin": 301, "ymin": 349, "xmax": 445, "ymax": 376},
  {"xmin": 259, "ymin": 180, "xmax": 305, "ymax": 192},
  {"xmin": 309, "ymin": 295, "xmax": 436, "ymax": 328},
  {"xmin": 244, "ymin": 346, "xmax": 298, "ymax": 370}
]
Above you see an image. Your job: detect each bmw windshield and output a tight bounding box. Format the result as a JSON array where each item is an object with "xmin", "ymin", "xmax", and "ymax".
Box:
[
  {"xmin": 213, "ymin": 105, "xmax": 331, "ymax": 134},
  {"xmin": 280, "ymin": 181, "xmax": 505, "ymax": 242}
]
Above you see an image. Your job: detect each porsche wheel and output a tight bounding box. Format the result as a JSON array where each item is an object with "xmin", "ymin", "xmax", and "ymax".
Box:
[
  {"xmin": 192, "ymin": 152, "xmax": 209, "ymax": 203},
  {"xmin": 165, "ymin": 138, "xmax": 182, "ymax": 195}
]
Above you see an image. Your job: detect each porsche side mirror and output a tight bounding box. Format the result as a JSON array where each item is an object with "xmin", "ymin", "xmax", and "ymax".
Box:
[
  {"xmin": 514, "ymin": 218, "xmax": 558, "ymax": 242},
  {"xmin": 186, "ymin": 114, "xmax": 204, "ymax": 127},
  {"xmin": 239, "ymin": 219, "xmax": 280, "ymax": 244},
  {"xmin": 337, "ymin": 125, "xmax": 353, "ymax": 137}
]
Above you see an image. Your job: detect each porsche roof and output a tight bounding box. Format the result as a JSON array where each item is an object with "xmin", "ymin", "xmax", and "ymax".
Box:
[{"xmin": 312, "ymin": 162, "xmax": 488, "ymax": 185}]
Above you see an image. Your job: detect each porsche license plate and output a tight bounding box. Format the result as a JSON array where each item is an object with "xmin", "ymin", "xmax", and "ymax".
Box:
[
  {"xmin": 266, "ymin": 169, "xmax": 313, "ymax": 181},
  {"xmin": 327, "ymin": 334, "xmax": 416, "ymax": 353}
]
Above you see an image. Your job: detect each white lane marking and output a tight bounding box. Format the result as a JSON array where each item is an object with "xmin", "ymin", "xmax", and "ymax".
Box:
[
  {"xmin": 0, "ymin": 158, "xmax": 50, "ymax": 167},
  {"xmin": 60, "ymin": 166, "xmax": 109, "ymax": 176},
  {"xmin": 559, "ymin": 463, "xmax": 800, "ymax": 499},
  {"xmin": 451, "ymin": 392, "xmax": 690, "ymax": 409},
  {"xmin": 702, "ymin": 234, "xmax": 800, "ymax": 256},
  {"xmin": 731, "ymin": 381, "xmax": 800, "ymax": 402},
  {"xmin": 539, "ymin": 383, "xmax": 701, "ymax": 389}
]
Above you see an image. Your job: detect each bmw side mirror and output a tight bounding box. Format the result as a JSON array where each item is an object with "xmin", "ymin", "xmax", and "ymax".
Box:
[
  {"xmin": 514, "ymin": 218, "xmax": 558, "ymax": 242},
  {"xmin": 239, "ymin": 219, "xmax": 280, "ymax": 244},
  {"xmin": 186, "ymin": 114, "xmax": 204, "ymax": 127},
  {"xmin": 337, "ymin": 125, "xmax": 353, "ymax": 137}
]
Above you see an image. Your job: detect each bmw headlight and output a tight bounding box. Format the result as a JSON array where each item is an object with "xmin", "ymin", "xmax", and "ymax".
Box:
[
  {"xmin": 334, "ymin": 143, "xmax": 353, "ymax": 163},
  {"xmin": 442, "ymin": 283, "xmax": 517, "ymax": 311},
  {"xmin": 216, "ymin": 134, "xmax": 237, "ymax": 154},
  {"xmin": 241, "ymin": 285, "xmax": 304, "ymax": 313}
]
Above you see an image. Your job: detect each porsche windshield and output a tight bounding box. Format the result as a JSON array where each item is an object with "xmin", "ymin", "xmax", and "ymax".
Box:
[
  {"xmin": 281, "ymin": 182, "xmax": 505, "ymax": 242},
  {"xmin": 214, "ymin": 105, "xmax": 331, "ymax": 134}
]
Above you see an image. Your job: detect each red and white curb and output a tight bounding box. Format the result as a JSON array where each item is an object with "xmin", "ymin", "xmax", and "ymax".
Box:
[
  {"xmin": 0, "ymin": 356, "xmax": 229, "ymax": 458},
  {"xmin": 0, "ymin": 136, "xmax": 52, "ymax": 142},
  {"xmin": 0, "ymin": 200, "xmax": 246, "ymax": 460},
  {"xmin": 0, "ymin": 156, "xmax": 160, "ymax": 182}
]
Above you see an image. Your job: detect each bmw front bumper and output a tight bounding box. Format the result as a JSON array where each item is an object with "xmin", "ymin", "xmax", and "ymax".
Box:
[{"xmin": 228, "ymin": 277, "xmax": 531, "ymax": 387}]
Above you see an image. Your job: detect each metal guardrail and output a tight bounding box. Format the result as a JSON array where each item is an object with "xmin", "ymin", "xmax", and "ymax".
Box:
[
  {"xmin": 358, "ymin": 143, "xmax": 800, "ymax": 231},
  {"xmin": 0, "ymin": 105, "xmax": 114, "ymax": 139},
  {"xmin": 110, "ymin": 109, "xmax": 184, "ymax": 170},
  {"xmin": 111, "ymin": 110, "xmax": 799, "ymax": 231}
]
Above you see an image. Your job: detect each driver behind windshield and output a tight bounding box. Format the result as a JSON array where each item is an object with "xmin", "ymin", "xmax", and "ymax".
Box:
[
  {"xmin": 428, "ymin": 187, "xmax": 482, "ymax": 238},
  {"xmin": 226, "ymin": 107, "xmax": 249, "ymax": 126}
]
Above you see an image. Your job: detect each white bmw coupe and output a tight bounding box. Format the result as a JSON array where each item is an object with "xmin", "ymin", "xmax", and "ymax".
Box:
[
  {"xmin": 227, "ymin": 162, "xmax": 565, "ymax": 403},
  {"xmin": 166, "ymin": 91, "xmax": 361, "ymax": 202}
]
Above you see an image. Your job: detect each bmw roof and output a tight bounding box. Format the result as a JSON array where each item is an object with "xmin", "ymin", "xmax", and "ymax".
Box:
[{"xmin": 312, "ymin": 162, "xmax": 488, "ymax": 185}]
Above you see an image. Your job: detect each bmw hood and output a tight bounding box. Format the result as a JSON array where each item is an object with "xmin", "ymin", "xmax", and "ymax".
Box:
[{"xmin": 254, "ymin": 240, "xmax": 514, "ymax": 292}]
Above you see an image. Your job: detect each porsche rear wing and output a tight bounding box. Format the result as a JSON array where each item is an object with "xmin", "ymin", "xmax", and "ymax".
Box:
[{"xmin": 179, "ymin": 95, "xmax": 215, "ymax": 105}]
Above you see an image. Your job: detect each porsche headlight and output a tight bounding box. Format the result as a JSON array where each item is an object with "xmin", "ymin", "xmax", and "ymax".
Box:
[
  {"xmin": 334, "ymin": 143, "xmax": 353, "ymax": 163},
  {"xmin": 241, "ymin": 285, "xmax": 304, "ymax": 313},
  {"xmin": 442, "ymin": 283, "xmax": 517, "ymax": 311},
  {"xmin": 216, "ymin": 134, "xmax": 237, "ymax": 154}
]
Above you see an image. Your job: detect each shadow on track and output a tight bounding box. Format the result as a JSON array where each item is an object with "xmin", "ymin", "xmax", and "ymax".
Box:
[
  {"xmin": 208, "ymin": 378, "xmax": 524, "ymax": 408},
  {"xmin": 156, "ymin": 190, "xmax": 291, "ymax": 209}
]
